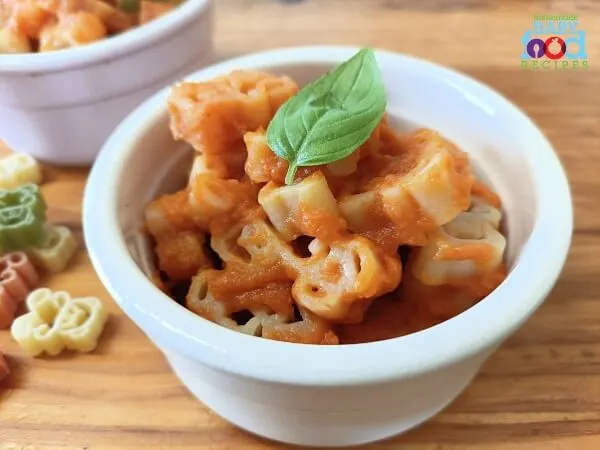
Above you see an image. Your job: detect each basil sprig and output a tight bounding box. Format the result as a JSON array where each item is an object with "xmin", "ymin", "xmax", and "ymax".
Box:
[{"xmin": 266, "ymin": 48, "xmax": 387, "ymax": 185}]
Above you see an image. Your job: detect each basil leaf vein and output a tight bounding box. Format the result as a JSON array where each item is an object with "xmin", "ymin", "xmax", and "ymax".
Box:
[{"xmin": 266, "ymin": 47, "xmax": 387, "ymax": 185}]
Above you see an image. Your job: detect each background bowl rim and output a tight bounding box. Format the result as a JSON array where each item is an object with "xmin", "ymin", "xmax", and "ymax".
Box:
[
  {"xmin": 0, "ymin": 0, "xmax": 212, "ymax": 73},
  {"xmin": 83, "ymin": 45, "xmax": 573, "ymax": 386}
]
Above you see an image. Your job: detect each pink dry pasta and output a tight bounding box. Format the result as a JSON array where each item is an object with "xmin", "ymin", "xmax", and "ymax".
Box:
[{"xmin": 0, "ymin": 251, "xmax": 39, "ymax": 329}]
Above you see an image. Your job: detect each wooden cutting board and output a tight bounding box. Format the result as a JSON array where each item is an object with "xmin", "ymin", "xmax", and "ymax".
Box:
[{"xmin": 1, "ymin": 1, "xmax": 599, "ymax": 448}]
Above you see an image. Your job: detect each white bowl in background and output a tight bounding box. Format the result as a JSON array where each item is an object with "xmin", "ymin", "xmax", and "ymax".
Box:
[
  {"xmin": 0, "ymin": 0, "xmax": 214, "ymax": 166},
  {"xmin": 83, "ymin": 46, "xmax": 573, "ymax": 447}
]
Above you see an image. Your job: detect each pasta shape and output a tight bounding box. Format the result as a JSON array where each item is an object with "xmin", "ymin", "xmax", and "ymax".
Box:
[
  {"xmin": 145, "ymin": 189, "xmax": 196, "ymax": 237},
  {"xmin": 0, "ymin": 252, "xmax": 39, "ymax": 329},
  {"xmin": 189, "ymin": 174, "xmax": 259, "ymax": 231},
  {"xmin": 0, "ymin": 153, "xmax": 42, "ymax": 189},
  {"xmin": 11, "ymin": 288, "xmax": 108, "ymax": 356},
  {"xmin": 260, "ymin": 307, "xmax": 339, "ymax": 345},
  {"xmin": 5, "ymin": 0, "xmax": 52, "ymax": 39},
  {"xmin": 154, "ymin": 230, "xmax": 211, "ymax": 281},
  {"xmin": 286, "ymin": 237, "xmax": 402, "ymax": 322},
  {"xmin": 186, "ymin": 271, "xmax": 294, "ymax": 336},
  {"xmin": 149, "ymin": 69, "xmax": 511, "ymax": 344},
  {"xmin": 243, "ymin": 130, "xmax": 287, "ymax": 184},
  {"xmin": 243, "ymin": 128, "xmax": 368, "ymax": 186},
  {"xmin": 0, "ymin": 352, "xmax": 8, "ymax": 382},
  {"xmin": 168, "ymin": 71, "xmax": 298, "ymax": 159},
  {"xmin": 338, "ymin": 129, "xmax": 473, "ymax": 250},
  {"xmin": 258, "ymin": 171, "xmax": 346, "ymax": 242},
  {"xmin": 235, "ymin": 219, "xmax": 401, "ymax": 322},
  {"xmin": 0, "ymin": 26, "xmax": 32, "ymax": 53},
  {"xmin": 145, "ymin": 189, "xmax": 212, "ymax": 280},
  {"xmin": 27, "ymin": 224, "xmax": 78, "ymax": 273},
  {"xmin": 39, "ymin": 12, "xmax": 108, "ymax": 52},
  {"xmin": 410, "ymin": 197, "xmax": 506, "ymax": 286},
  {"xmin": 377, "ymin": 129, "xmax": 473, "ymax": 227},
  {"xmin": 186, "ymin": 270, "xmax": 338, "ymax": 343}
]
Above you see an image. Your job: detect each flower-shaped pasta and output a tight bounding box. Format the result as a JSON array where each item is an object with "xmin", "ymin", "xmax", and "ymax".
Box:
[
  {"xmin": 0, "ymin": 183, "xmax": 47, "ymax": 252},
  {"xmin": 0, "ymin": 251, "xmax": 39, "ymax": 329},
  {"xmin": 28, "ymin": 224, "xmax": 78, "ymax": 273},
  {"xmin": 0, "ymin": 153, "xmax": 42, "ymax": 189},
  {"xmin": 11, "ymin": 288, "xmax": 108, "ymax": 356}
]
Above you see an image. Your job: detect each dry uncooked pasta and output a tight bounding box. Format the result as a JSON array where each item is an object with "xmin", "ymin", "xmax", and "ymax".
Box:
[{"xmin": 11, "ymin": 288, "xmax": 109, "ymax": 356}]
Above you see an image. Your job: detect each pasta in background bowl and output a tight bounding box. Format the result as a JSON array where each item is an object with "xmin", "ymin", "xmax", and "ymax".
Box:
[
  {"xmin": 0, "ymin": 0, "xmax": 213, "ymax": 165},
  {"xmin": 83, "ymin": 46, "xmax": 572, "ymax": 447}
]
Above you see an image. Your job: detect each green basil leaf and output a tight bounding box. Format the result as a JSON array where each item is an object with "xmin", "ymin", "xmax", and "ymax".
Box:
[{"xmin": 266, "ymin": 48, "xmax": 387, "ymax": 185}]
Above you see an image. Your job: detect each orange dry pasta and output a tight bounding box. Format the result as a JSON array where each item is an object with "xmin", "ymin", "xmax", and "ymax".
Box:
[{"xmin": 145, "ymin": 69, "xmax": 509, "ymax": 345}]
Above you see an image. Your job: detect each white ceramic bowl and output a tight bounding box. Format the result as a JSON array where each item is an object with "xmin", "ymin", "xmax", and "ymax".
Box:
[
  {"xmin": 0, "ymin": 0, "xmax": 214, "ymax": 166},
  {"xmin": 83, "ymin": 46, "xmax": 573, "ymax": 447}
]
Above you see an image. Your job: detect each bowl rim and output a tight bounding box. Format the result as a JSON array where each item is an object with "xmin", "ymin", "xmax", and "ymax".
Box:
[
  {"xmin": 84, "ymin": 45, "xmax": 573, "ymax": 386},
  {"xmin": 0, "ymin": 0, "xmax": 212, "ymax": 74}
]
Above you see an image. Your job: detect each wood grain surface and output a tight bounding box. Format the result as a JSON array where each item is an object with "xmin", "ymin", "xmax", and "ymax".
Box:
[{"xmin": 1, "ymin": 0, "xmax": 599, "ymax": 448}]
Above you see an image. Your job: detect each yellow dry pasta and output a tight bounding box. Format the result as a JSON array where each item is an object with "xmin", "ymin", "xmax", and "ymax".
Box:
[
  {"xmin": 11, "ymin": 288, "xmax": 108, "ymax": 356},
  {"xmin": 0, "ymin": 153, "xmax": 42, "ymax": 189},
  {"xmin": 28, "ymin": 225, "xmax": 78, "ymax": 273}
]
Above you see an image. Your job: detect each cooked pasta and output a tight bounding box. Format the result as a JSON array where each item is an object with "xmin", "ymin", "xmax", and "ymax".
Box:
[
  {"xmin": 0, "ymin": 0, "xmax": 182, "ymax": 54},
  {"xmin": 145, "ymin": 69, "xmax": 509, "ymax": 345}
]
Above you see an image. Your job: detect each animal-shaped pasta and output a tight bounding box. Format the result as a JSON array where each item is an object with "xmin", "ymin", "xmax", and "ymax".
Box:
[
  {"xmin": 0, "ymin": 183, "xmax": 47, "ymax": 253},
  {"xmin": 168, "ymin": 71, "xmax": 298, "ymax": 157},
  {"xmin": 235, "ymin": 219, "xmax": 401, "ymax": 321},
  {"xmin": 0, "ymin": 153, "xmax": 42, "ymax": 189},
  {"xmin": 258, "ymin": 171, "xmax": 346, "ymax": 242},
  {"xmin": 0, "ymin": 252, "xmax": 39, "ymax": 329},
  {"xmin": 11, "ymin": 288, "xmax": 109, "ymax": 356},
  {"xmin": 27, "ymin": 224, "xmax": 78, "ymax": 273},
  {"xmin": 410, "ymin": 196, "xmax": 506, "ymax": 286},
  {"xmin": 186, "ymin": 271, "xmax": 338, "ymax": 344},
  {"xmin": 186, "ymin": 271, "xmax": 295, "ymax": 336},
  {"xmin": 0, "ymin": 352, "xmax": 9, "ymax": 382},
  {"xmin": 284, "ymin": 237, "xmax": 402, "ymax": 321}
]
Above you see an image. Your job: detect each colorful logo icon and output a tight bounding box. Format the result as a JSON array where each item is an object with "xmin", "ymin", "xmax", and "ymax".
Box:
[{"xmin": 521, "ymin": 15, "xmax": 588, "ymax": 70}]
